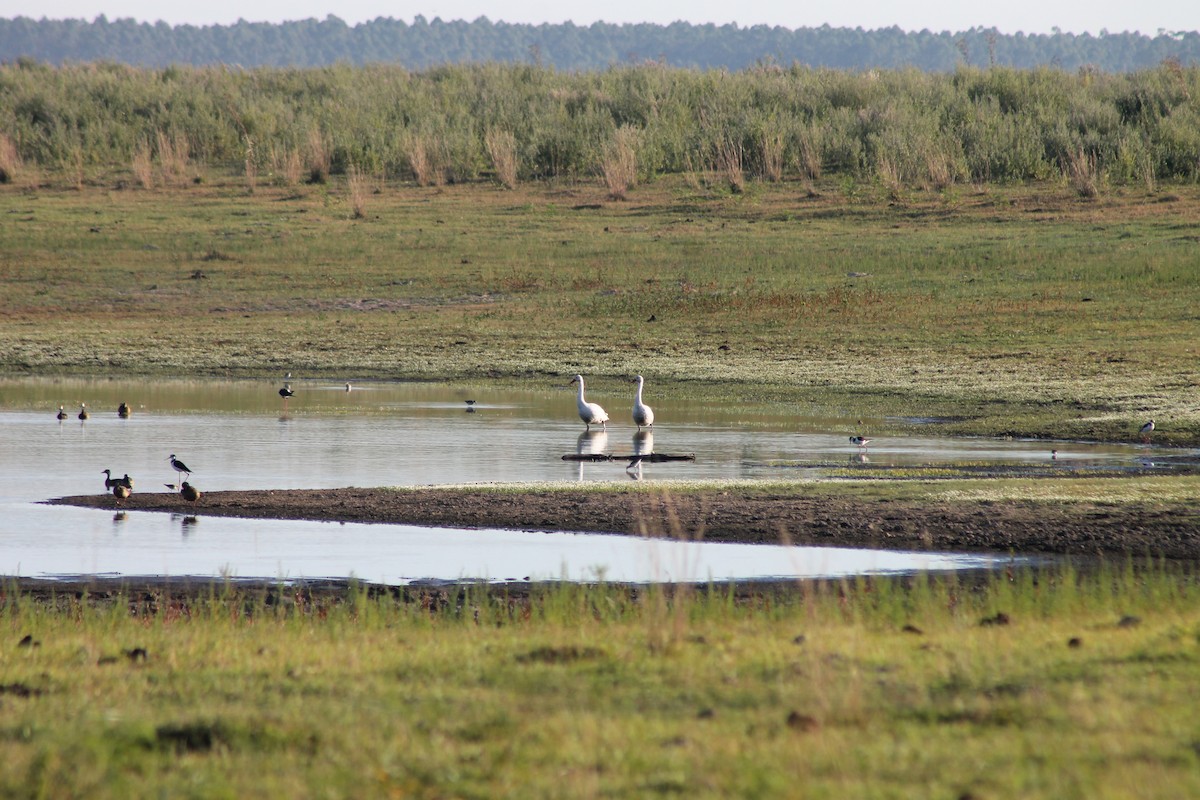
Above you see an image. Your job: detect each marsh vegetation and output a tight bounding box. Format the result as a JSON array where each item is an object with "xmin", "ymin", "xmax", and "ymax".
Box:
[{"xmin": 3, "ymin": 567, "xmax": 1199, "ymax": 798}]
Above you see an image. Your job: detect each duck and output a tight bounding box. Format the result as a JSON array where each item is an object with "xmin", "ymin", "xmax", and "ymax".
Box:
[
  {"xmin": 102, "ymin": 469, "xmax": 120, "ymax": 490},
  {"xmin": 117, "ymin": 402, "xmax": 131, "ymax": 418},
  {"xmin": 112, "ymin": 483, "xmax": 131, "ymax": 505},
  {"xmin": 632, "ymin": 375, "xmax": 655, "ymax": 430},
  {"xmin": 78, "ymin": 403, "xmax": 89, "ymax": 420},
  {"xmin": 571, "ymin": 374, "xmax": 609, "ymax": 431},
  {"xmin": 180, "ymin": 481, "xmax": 201, "ymax": 505},
  {"xmin": 56, "ymin": 405, "xmax": 67, "ymax": 420}
]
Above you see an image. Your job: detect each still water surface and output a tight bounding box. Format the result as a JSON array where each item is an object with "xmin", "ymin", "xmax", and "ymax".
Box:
[{"xmin": 1, "ymin": 376, "xmax": 1167, "ymax": 584}]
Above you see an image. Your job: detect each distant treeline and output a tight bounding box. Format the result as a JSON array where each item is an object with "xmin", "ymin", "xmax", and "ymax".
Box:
[
  {"xmin": 1, "ymin": 15, "xmax": 1200, "ymax": 72},
  {"xmin": 1, "ymin": 61, "xmax": 1198, "ymax": 192}
]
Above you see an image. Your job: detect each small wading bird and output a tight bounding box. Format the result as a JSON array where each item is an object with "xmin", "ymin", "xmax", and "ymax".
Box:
[
  {"xmin": 180, "ymin": 481, "xmax": 201, "ymax": 505},
  {"xmin": 78, "ymin": 403, "xmax": 89, "ymax": 420},
  {"xmin": 632, "ymin": 375, "xmax": 655, "ymax": 430},
  {"xmin": 571, "ymin": 374, "xmax": 609, "ymax": 431},
  {"xmin": 1140, "ymin": 419, "xmax": 1155, "ymax": 443},
  {"xmin": 279, "ymin": 383, "xmax": 294, "ymax": 407},
  {"xmin": 168, "ymin": 454, "xmax": 192, "ymax": 480},
  {"xmin": 117, "ymin": 402, "xmax": 131, "ymax": 418},
  {"xmin": 850, "ymin": 435, "xmax": 872, "ymax": 451},
  {"xmin": 56, "ymin": 405, "xmax": 67, "ymax": 420}
]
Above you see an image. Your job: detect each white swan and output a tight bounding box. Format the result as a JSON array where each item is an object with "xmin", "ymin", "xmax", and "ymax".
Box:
[
  {"xmin": 571, "ymin": 374, "xmax": 609, "ymax": 430},
  {"xmin": 632, "ymin": 375, "xmax": 655, "ymax": 430}
]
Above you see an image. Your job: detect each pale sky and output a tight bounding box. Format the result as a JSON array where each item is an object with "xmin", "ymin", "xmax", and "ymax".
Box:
[{"xmin": 1, "ymin": 0, "xmax": 1196, "ymax": 36}]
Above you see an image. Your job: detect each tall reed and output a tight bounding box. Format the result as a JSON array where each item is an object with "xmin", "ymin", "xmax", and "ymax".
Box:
[{"xmin": 601, "ymin": 125, "xmax": 640, "ymax": 200}]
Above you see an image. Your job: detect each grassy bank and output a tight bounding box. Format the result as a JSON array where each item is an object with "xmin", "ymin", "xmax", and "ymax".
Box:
[
  {"xmin": 2, "ymin": 175, "xmax": 1199, "ymax": 443},
  {"xmin": 2, "ymin": 569, "xmax": 1199, "ymax": 797}
]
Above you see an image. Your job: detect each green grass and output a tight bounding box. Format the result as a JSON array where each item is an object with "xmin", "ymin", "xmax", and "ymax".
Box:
[
  {"xmin": 3, "ymin": 570, "xmax": 1199, "ymax": 798},
  {"xmin": 3, "ymin": 174, "xmax": 1199, "ymax": 444}
]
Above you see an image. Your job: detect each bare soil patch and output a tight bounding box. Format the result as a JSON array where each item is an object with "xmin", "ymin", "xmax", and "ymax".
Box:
[{"xmin": 49, "ymin": 486, "xmax": 1200, "ymax": 560}]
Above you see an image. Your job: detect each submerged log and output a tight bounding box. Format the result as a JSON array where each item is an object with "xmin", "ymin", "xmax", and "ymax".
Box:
[{"xmin": 561, "ymin": 453, "xmax": 695, "ymax": 463}]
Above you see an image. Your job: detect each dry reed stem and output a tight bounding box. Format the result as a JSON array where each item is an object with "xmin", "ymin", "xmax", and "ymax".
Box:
[
  {"xmin": 799, "ymin": 132, "xmax": 822, "ymax": 180},
  {"xmin": 601, "ymin": 126, "xmax": 640, "ymax": 200},
  {"xmin": 1066, "ymin": 148, "xmax": 1100, "ymax": 198},
  {"xmin": 405, "ymin": 134, "xmax": 444, "ymax": 187},
  {"xmin": 761, "ymin": 130, "xmax": 784, "ymax": 182},
  {"xmin": 156, "ymin": 130, "xmax": 190, "ymax": 186},
  {"xmin": 132, "ymin": 140, "xmax": 154, "ymax": 189},
  {"xmin": 0, "ymin": 133, "xmax": 22, "ymax": 183},
  {"xmin": 485, "ymin": 128, "xmax": 519, "ymax": 189},
  {"xmin": 717, "ymin": 137, "xmax": 745, "ymax": 193},
  {"xmin": 243, "ymin": 137, "xmax": 257, "ymax": 194},
  {"xmin": 347, "ymin": 164, "xmax": 368, "ymax": 219},
  {"xmin": 305, "ymin": 128, "xmax": 330, "ymax": 184}
]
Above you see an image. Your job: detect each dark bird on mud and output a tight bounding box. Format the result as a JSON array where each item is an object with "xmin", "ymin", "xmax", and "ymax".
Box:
[
  {"xmin": 56, "ymin": 405, "xmax": 67, "ymax": 420},
  {"xmin": 180, "ymin": 481, "xmax": 201, "ymax": 505},
  {"xmin": 117, "ymin": 402, "xmax": 131, "ymax": 418},
  {"xmin": 102, "ymin": 469, "xmax": 120, "ymax": 491},
  {"xmin": 118, "ymin": 474, "xmax": 133, "ymax": 491},
  {"xmin": 112, "ymin": 483, "xmax": 131, "ymax": 505},
  {"xmin": 78, "ymin": 403, "xmax": 89, "ymax": 420},
  {"xmin": 1139, "ymin": 419, "xmax": 1155, "ymax": 443},
  {"xmin": 168, "ymin": 454, "xmax": 192, "ymax": 480}
]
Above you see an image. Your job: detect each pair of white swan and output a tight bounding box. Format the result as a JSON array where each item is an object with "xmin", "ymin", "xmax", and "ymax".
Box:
[{"xmin": 571, "ymin": 374, "xmax": 654, "ymax": 431}]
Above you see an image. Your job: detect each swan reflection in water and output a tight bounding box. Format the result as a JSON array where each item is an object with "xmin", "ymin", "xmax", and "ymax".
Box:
[
  {"xmin": 627, "ymin": 430, "xmax": 654, "ymax": 480},
  {"xmin": 575, "ymin": 429, "xmax": 609, "ymax": 480}
]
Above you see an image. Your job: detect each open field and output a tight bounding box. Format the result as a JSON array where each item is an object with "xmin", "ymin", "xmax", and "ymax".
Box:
[
  {"xmin": 3, "ymin": 569, "xmax": 1200, "ymax": 798},
  {"xmin": 3, "ymin": 174, "xmax": 1200, "ymax": 444}
]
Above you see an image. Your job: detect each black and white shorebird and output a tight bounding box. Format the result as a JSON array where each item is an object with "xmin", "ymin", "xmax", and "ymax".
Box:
[
  {"xmin": 571, "ymin": 374, "xmax": 609, "ymax": 431},
  {"xmin": 632, "ymin": 375, "xmax": 655, "ymax": 430},
  {"xmin": 168, "ymin": 454, "xmax": 192, "ymax": 480},
  {"xmin": 1139, "ymin": 419, "xmax": 1155, "ymax": 443},
  {"xmin": 849, "ymin": 435, "xmax": 872, "ymax": 451}
]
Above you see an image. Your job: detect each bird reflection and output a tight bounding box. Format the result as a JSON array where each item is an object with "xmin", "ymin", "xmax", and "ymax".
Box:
[
  {"xmin": 632, "ymin": 430, "xmax": 654, "ymax": 457},
  {"xmin": 849, "ymin": 453, "xmax": 870, "ymax": 464},
  {"xmin": 627, "ymin": 460, "xmax": 644, "ymax": 481},
  {"xmin": 576, "ymin": 429, "xmax": 609, "ymax": 481},
  {"xmin": 112, "ymin": 511, "xmax": 127, "ymax": 524},
  {"xmin": 577, "ymin": 429, "xmax": 608, "ymax": 455}
]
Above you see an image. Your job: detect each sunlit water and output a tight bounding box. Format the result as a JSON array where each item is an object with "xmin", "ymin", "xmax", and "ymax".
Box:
[{"xmin": 1, "ymin": 376, "xmax": 1177, "ymax": 584}]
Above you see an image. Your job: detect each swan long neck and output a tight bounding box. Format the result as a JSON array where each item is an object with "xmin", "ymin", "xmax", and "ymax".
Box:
[{"xmin": 576, "ymin": 377, "xmax": 586, "ymax": 402}]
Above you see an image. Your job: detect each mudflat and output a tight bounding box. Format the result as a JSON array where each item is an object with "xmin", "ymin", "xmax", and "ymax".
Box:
[{"xmin": 49, "ymin": 486, "xmax": 1200, "ymax": 560}]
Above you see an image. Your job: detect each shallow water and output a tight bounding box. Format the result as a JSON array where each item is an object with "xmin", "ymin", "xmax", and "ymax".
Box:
[{"xmin": 0, "ymin": 376, "xmax": 1176, "ymax": 584}]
